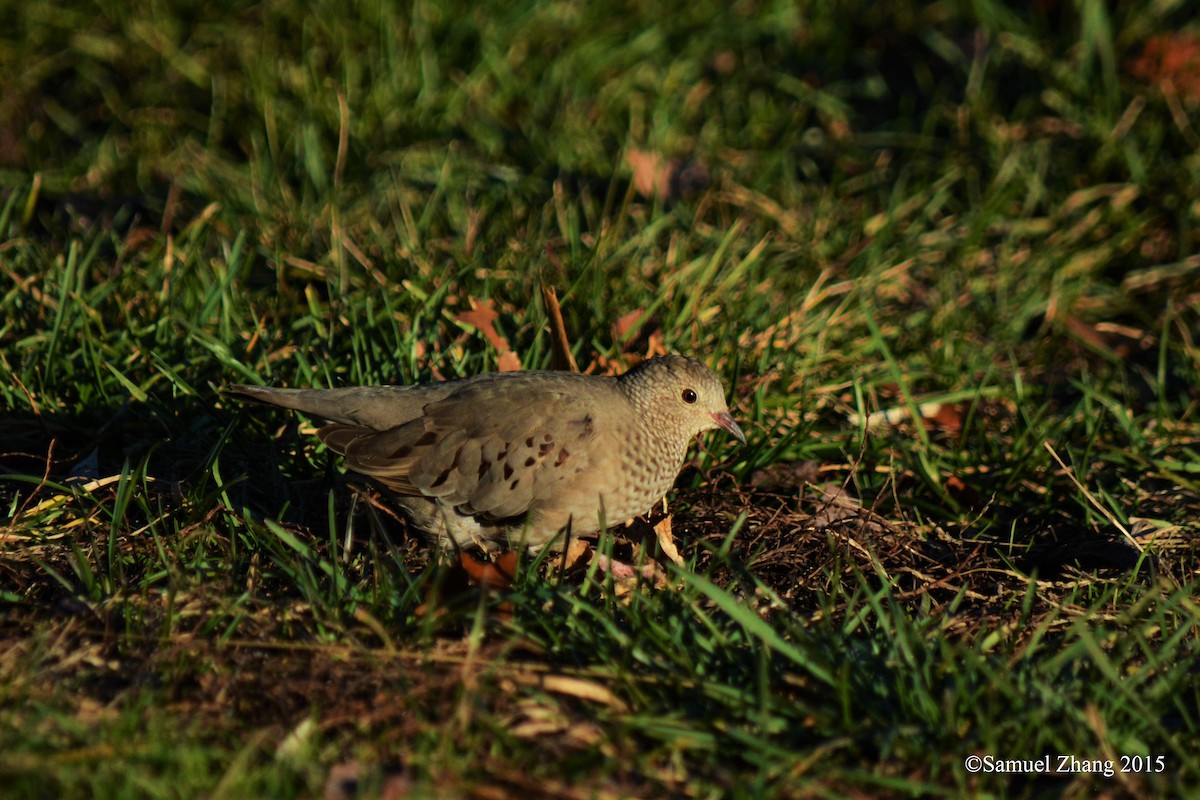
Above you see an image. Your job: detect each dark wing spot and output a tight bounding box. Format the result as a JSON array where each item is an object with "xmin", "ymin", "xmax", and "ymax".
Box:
[
  {"xmin": 478, "ymin": 459, "xmax": 491, "ymax": 479},
  {"xmin": 543, "ymin": 433, "xmax": 552, "ymax": 442},
  {"xmin": 503, "ymin": 463, "xmax": 514, "ymax": 480},
  {"xmin": 431, "ymin": 468, "xmax": 451, "ymax": 488},
  {"xmin": 524, "ymin": 457, "xmax": 536, "ymax": 467},
  {"xmin": 554, "ymin": 448, "xmax": 570, "ymax": 467},
  {"xmin": 415, "ymin": 430, "xmax": 438, "ymax": 447},
  {"xmin": 538, "ymin": 442, "xmax": 555, "ymax": 456},
  {"xmin": 510, "ymin": 478, "xmax": 520, "ymax": 490},
  {"xmin": 525, "ymin": 436, "xmax": 535, "ymax": 447},
  {"xmin": 389, "ymin": 444, "xmax": 413, "ymax": 459}
]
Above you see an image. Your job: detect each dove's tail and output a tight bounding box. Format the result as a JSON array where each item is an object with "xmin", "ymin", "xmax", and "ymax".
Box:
[
  {"xmin": 225, "ymin": 383, "xmax": 436, "ymax": 430},
  {"xmin": 226, "ymin": 384, "xmax": 312, "ymax": 411}
]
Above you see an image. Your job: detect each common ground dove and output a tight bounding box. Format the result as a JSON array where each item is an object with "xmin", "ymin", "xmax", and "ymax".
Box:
[{"xmin": 229, "ymin": 355, "xmax": 744, "ymax": 552}]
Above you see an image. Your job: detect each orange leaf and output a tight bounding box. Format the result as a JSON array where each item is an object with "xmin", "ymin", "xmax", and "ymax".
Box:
[
  {"xmin": 613, "ymin": 308, "xmax": 646, "ymax": 342},
  {"xmin": 927, "ymin": 403, "xmax": 964, "ymax": 436},
  {"xmin": 458, "ymin": 297, "xmax": 520, "ymax": 366},
  {"xmin": 496, "ymin": 350, "xmax": 522, "ymax": 372},
  {"xmin": 653, "ymin": 515, "xmax": 683, "ymax": 566},
  {"xmin": 1130, "ymin": 33, "xmax": 1200, "ymax": 102},
  {"xmin": 459, "ymin": 550, "xmax": 518, "ymax": 589},
  {"xmin": 626, "ymin": 149, "xmax": 709, "ymax": 201},
  {"xmin": 562, "ymin": 539, "xmax": 594, "ymax": 571},
  {"xmin": 627, "ymin": 149, "xmax": 667, "ymax": 198}
]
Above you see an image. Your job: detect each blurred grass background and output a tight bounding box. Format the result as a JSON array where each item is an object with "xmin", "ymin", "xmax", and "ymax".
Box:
[{"xmin": 2, "ymin": 0, "xmax": 1200, "ymax": 797}]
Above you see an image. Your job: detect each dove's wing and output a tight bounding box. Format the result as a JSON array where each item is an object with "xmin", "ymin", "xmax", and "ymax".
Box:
[{"xmin": 319, "ymin": 373, "xmax": 615, "ymax": 522}]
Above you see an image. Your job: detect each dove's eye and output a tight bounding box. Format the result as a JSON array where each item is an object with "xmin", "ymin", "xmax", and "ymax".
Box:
[{"xmin": 682, "ymin": 389, "xmax": 698, "ymax": 404}]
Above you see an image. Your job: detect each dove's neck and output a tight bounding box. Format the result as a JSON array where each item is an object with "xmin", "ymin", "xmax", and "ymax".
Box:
[{"xmin": 618, "ymin": 378, "xmax": 692, "ymax": 503}]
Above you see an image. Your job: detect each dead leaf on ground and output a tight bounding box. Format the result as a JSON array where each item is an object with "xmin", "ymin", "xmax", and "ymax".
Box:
[
  {"xmin": 626, "ymin": 149, "xmax": 710, "ymax": 201},
  {"xmin": 1129, "ymin": 32, "xmax": 1200, "ymax": 103},
  {"xmin": 496, "ymin": 350, "xmax": 522, "ymax": 372},
  {"xmin": 503, "ymin": 696, "xmax": 607, "ymax": 746},
  {"xmin": 944, "ymin": 474, "xmax": 987, "ymax": 508},
  {"xmin": 927, "ymin": 403, "xmax": 964, "ymax": 436},
  {"xmin": 584, "ymin": 330, "xmax": 667, "ymax": 376},
  {"xmin": 806, "ymin": 484, "xmax": 868, "ymax": 529},
  {"xmin": 613, "ymin": 308, "xmax": 647, "ymax": 343},
  {"xmin": 560, "ymin": 539, "xmax": 594, "ymax": 572},
  {"xmin": 459, "ymin": 550, "xmax": 519, "ymax": 589},
  {"xmin": 458, "ymin": 297, "xmax": 521, "ymax": 370},
  {"xmin": 847, "ymin": 401, "xmax": 951, "ymax": 430},
  {"xmin": 584, "ymin": 354, "xmax": 638, "ymax": 376},
  {"xmin": 611, "ymin": 307, "xmax": 668, "ymax": 358},
  {"xmin": 644, "ymin": 329, "xmax": 667, "ymax": 358},
  {"xmin": 653, "ymin": 515, "xmax": 683, "ymax": 566},
  {"xmin": 413, "ymin": 551, "xmax": 518, "ymax": 618},
  {"xmin": 1059, "ymin": 314, "xmax": 1152, "ymax": 360}
]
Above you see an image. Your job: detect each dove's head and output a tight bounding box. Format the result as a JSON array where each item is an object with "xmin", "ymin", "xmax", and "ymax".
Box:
[{"xmin": 620, "ymin": 355, "xmax": 746, "ymax": 445}]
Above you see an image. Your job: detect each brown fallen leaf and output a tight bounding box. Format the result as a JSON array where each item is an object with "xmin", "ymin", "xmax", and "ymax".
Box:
[
  {"xmin": 458, "ymin": 297, "xmax": 521, "ymax": 370},
  {"xmin": 459, "ymin": 550, "xmax": 519, "ymax": 589},
  {"xmin": 626, "ymin": 149, "xmax": 710, "ymax": 201},
  {"xmin": 808, "ymin": 484, "xmax": 865, "ymax": 528},
  {"xmin": 537, "ymin": 674, "xmax": 630, "ymax": 711},
  {"xmin": 1129, "ymin": 32, "xmax": 1200, "ymax": 103},
  {"xmin": 613, "ymin": 308, "xmax": 647, "ymax": 343},
  {"xmin": 496, "ymin": 350, "xmax": 522, "ymax": 372},
  {"xmin": 645, "ymin": 328, "xmax": 667, "ymax": 359},
  {"xmin": 585, "ymin": 352, "xmax": 642, "ymax": 376},
  {"xmin": 944, "ymin": 474, "xmax": 986, "ymax": 508},
  {"xmin": 927, "ymin": 402, "xmax": 964, "ymax": 436},
  {"xmin": 560, "ymin": 539, "xmax": 594, "ymax": 572},
  {"xmin": 413, "ymin": 551, "xmax": 518, "ymax": 617},
  {"xmin": 653, "ymin": 514, "xmax": 683, "ymax": 566}
]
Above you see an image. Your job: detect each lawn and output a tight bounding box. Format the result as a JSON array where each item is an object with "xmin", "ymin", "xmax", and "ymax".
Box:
[{"xmin": 2, "ymin": 0, "xmax": 1199, "ymax": 797}]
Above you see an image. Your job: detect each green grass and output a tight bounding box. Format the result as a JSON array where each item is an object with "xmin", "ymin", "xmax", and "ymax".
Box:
[{"xmin": 3, "ymin": 0, "xmax": 1200, "ymax": 797}]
